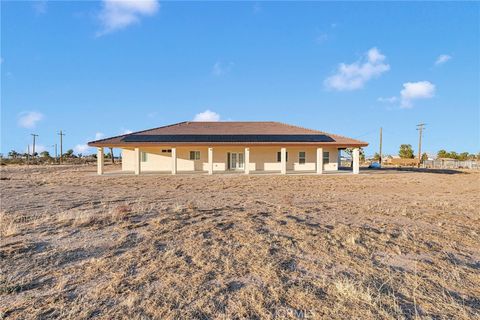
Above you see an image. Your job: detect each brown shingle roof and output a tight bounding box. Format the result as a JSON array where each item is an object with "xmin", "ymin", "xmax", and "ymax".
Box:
[{"xmin": 87, "ymin": 121, "xmax": 368, "ymax": 147}]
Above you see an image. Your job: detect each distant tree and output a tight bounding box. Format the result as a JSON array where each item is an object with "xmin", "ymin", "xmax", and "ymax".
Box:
[
  {"xmin": 63, "ymin": 149, "xmax": 74, "ymax": 158},
  {"xmin": 344, "ymin": 147, "xmax": 365, "ymax": 164},
  {"xmin": 8, "ymin": 150, "xmax": 19, "ymax": 159},
  {"xmin": 449, "ymin": 151, "xmax": 458, "ymax": 159},
  {"xmin": 457, "ymin": 152, "xmax": 469, "ymax": 161},
  {"xmin": 360, "ymin": 149, "xmax": 365, "ymax": 162},
  {"xmin": 399, "ymin": 144, "xmax": 414, "ymax": 159},
  {"xmin": 421, "ymin": 153, "xmax": 428, "ymax": 162},
  {"xmin": 437, "ymin": 150, "xmax": 448, "ymax": 159},
  {"xmin": 110, "ymin": 147, "xmax": 115, "ymax": 164},
  {"xmin": 373, "ymin": 153, "xmax": 380, "ymax": 161},
  {"xmin": 40, "ymin": 151, "xmax": 51, "ymax": 158}
]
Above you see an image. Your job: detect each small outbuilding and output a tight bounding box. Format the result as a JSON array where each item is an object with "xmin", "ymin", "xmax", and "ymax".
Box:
[{"xmin": 88, "ymin": 121, "xmax": 368, "ymax": 175}]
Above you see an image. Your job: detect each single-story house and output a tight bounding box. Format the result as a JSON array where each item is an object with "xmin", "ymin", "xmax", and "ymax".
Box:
[{"xmin": 88, "ymin": 121, "xmax": 368, "ymax": 175}]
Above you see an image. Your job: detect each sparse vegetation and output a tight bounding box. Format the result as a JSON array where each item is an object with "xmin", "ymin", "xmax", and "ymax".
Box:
[
  {"xmin": 398, "ymin": 144, "xmax": 415, "ymax": 159},
  {"xmin": 0, "ymin": 165, "xmax": 479, "ymax": 319},
  {"xmin": 437, "ymin": 149, "xmax": 479, "ymax": 160}
]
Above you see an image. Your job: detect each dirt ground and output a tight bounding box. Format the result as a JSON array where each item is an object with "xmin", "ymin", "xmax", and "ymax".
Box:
[{"xmin": 0, "ymin": 165, "xmax": 479, "ymax": 319}]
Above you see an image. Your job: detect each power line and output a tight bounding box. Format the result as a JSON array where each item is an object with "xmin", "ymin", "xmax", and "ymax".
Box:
[{"xmin": 353, "ymin": 129, "xmax": 378, "ymax": 139}]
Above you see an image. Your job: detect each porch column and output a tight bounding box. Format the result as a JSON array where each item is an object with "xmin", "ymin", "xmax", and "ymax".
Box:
[
  {"xmin": 280, "ymin": 147, "xmax": 287, "ymax": 175},
  {"xmin": 97, "ymin": 147, "xmax": 104, "ymax": 175},
  {"xmin": 337, "ymin": 149, "xmax": 342, "ymax": 168},
  {"xmin": 208, "ymin": 147, "xmax": 213, "ymax": 175},
  {"xmin": 244, "ymin": 147, "xmax": 250, "ymax": 174},
  {"xmin": 134, "ymin": 148, "xmax": 141, "ymax": 175},
  {"xmin": 171, "ymin": 147, "xmax": 177, "ymax": 175},
  {"xmin": 316, "ymin": 147, "xmax": 323, "ymax": 174},
  {"xmin": 352, "ymin": 148, "xmax": 360, "ymax": 174}
]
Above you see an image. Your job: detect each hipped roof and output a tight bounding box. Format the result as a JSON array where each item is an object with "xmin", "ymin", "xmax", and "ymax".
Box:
[{"xmin": 88, "ymin": 121, "xmax": 368, "ymax": 148}]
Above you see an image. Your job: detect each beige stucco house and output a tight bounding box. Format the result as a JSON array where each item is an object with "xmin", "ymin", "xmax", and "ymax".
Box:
[{"xmin": 88, "ymin": 121, "xmax": 368, "ymax": 175}]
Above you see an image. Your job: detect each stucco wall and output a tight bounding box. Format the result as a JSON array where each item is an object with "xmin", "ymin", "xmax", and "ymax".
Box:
[{"xmin": 121, "ymin": 146, "xmax": 338, "ymax": 172}]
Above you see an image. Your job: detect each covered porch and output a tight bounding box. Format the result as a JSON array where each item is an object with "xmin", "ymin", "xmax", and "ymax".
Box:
[{"xmin": 95, "ymin": 146, "xmax": 361, "ymax": 176}]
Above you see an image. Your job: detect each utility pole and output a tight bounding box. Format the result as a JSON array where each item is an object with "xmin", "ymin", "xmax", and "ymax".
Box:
[
  {"xmin": 416, "ymin": 123, "xmax": 426, "ymax": 167},
  {"xmin": 58, "ymin": 130, "xmax": 65, "ymax": 163},
  {"xmin": 379, "ymin": 127, "xmax": 383, "ymax": 166},
  {"xmin": 27, "ymin": 145, "xmax": 30, "ymax": 164},
  {"xmin": 31, "ymin": 134, "xmax": 39, "ymax": 158}
]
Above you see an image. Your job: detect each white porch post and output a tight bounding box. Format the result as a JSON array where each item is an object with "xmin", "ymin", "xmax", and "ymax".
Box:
[
  {"xmin": 171, "ymin": 147, "xmax": 177, "ymax": 175},
  {"xmin": 280, "ymin": 147, "xmax": 287, "ymax": 175},
  {"xmin": 97, "ymin": 147, "xmax": 104, "ymax": 175},
  {"xmin": 316, "ymin": 147, "xmax": 323, "ymax": 174},
  {"xmin": 208, "ymin": 147, "xmax": 213, "ymax": 175},
  {"xmin": 244, "ymin": 147, "xmax": 250, "ymax": 174},
  {"xmin": 337, "ymin": 149, "xmax": 342, "ymax": 168},
  {"xmin": 134, "ymin": 148, "xmax": 141, "ymax": 175},
  {"xmin": 353, "ymin": 147, "xmax": 360, "ymax": 174}
]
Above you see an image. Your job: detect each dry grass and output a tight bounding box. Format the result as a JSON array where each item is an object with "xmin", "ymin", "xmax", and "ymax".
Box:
[{"xmin": 0, "ymin": 165, "xmax": 479, "ymax": 319}]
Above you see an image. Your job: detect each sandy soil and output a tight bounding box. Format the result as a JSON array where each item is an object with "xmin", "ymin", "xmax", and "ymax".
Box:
[{"xmin": 1, "ymin": 165, "xmax": 479, "ymax": 319}]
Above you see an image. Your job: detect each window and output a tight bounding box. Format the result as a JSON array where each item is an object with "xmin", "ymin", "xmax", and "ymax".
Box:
[
  {"xmin": 141, "ymin": 152, "xmax": 148, "ymax": 162},
  {"xmin": 277, "ymin": 151, "xmax": 289, "ymax": 162},
  {"xmin": 189, "ymin": 151, "xmax": 200, "ymax": 160},
  {"xmin": 299, "ymin": 151, "xmax": 306, "ymax": 164},
  {"xmin": 323, "ymin": 151, "xmax": 330, "ymax": 164}
]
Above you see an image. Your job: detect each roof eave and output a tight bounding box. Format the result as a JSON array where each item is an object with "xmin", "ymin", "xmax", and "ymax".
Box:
[{"xmin": 88, "ymin": 141, "xmax": 369, "ymax": 148}]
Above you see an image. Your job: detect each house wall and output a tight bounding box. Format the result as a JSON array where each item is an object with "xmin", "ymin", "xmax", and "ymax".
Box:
[{"xmin": 121, "ymin": 146, "xmax": 338, "ymax": 172}]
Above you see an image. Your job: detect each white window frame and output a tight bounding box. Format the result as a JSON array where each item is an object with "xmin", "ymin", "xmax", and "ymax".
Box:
[
  {"xmin": 323, "ymin": 151, "xmax": 330, "ymax": 164},
  {"xmin": 189, "ymin": 151, "xmax": 201, "ymax": 160},
  {"xmin": 299, "ymin": 151, "xmax": 306, "ymax": 164}
]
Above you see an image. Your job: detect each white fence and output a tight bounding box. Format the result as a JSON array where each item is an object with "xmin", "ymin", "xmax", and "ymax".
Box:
[{"xmin": 422, "ymin": 159, "xmax": 479, "ymax": 169}]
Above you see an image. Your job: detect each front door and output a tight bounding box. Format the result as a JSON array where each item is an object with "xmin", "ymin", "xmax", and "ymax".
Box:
[{"xmin": 229, "ymin": 152, "xmax": 244, "ymax": 170}]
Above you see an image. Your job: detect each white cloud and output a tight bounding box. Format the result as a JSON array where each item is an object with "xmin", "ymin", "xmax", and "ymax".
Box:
[
  {"xmin": 324, "ymin": 47, "xmax": 390, "ymax": 91},
  {"xmin": 400, "ymin": 81, "xmax": 436, "ymax": 108},
  {"xmin": 74, "ymin": 144, "xmax": 91, "ymax": 154},
  {"xmin": 122, "ymin": 129, "xmax": 133, "ymax": 134},
  {"xmin": 33, "ymin": 0, "xmax": 47, "ymax": 15},
  {"xmin": 96, "ymin": 0, "xmax": 160, "ymax": 36},
  {"xmin": 95, "ymin": 132, "xmax": 105, "ymax": 140},
  {"xmin": 377, "ymin": 96, "xmax": 397, "ymax": 103},
  {"xmin": 435, "ymin": 54, "xmax": 452, "ymax": 65},
  {"xmin": 193, "ymin": 110, "xmax": 221, "ymax": 122},
  {"xmin": 18, "ymin": 111, "xmax": 44, "ymax": 129},
  {"xmin": 212, "ymin": 61, "xmax": 234, "ymax": 76}
]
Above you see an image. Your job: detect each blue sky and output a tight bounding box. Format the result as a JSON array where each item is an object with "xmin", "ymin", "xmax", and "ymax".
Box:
[{"xmin": 1, "ymin": 1, "xmax": 479, "ymax": 156}]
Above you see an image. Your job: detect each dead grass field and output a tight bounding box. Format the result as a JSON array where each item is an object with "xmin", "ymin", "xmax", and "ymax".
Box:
[{"xmin": 1, "ymin": 165, "xmax": 479, "ymax": 319}]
